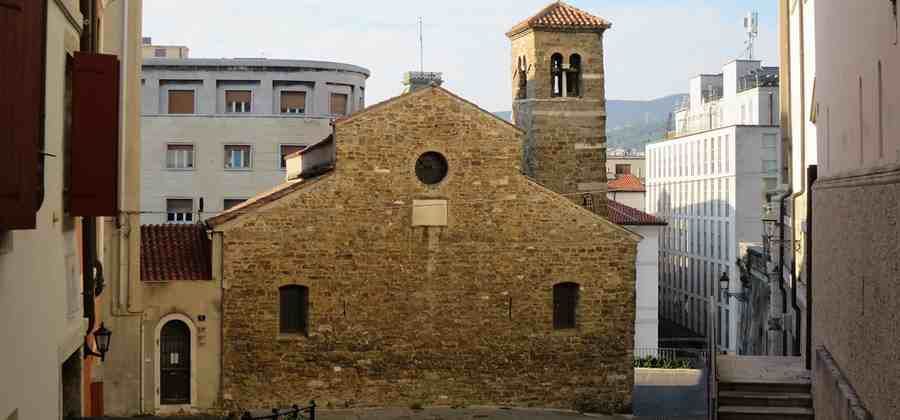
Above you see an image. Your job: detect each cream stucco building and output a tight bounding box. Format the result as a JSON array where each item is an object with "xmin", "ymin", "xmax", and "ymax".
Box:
[
  {"xmin": 776, "ymin": 1, "xmax": 900, "ymax": 418},
  {"xmin": 0, "ymin": 1, "xmax": 143, "ymax": 419}
]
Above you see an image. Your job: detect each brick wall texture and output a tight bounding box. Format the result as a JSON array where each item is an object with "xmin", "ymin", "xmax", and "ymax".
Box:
[{"xmin": 216, "ymin": 88, "xmax": 638, "ymax": 413}]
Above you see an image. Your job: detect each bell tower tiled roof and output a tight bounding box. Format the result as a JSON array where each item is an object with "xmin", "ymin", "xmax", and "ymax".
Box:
[{"xmin": 506, "ymin": 1, "xmax": 612, "ymax": 37}]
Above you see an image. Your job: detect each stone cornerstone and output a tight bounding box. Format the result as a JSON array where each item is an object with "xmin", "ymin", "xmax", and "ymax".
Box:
[{"xmin": 209, "ymin": 87, "xmax": 638, "ymax": 413}]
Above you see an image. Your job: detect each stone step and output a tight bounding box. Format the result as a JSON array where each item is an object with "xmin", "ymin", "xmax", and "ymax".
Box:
[
  {"xmin": 719, "ymin": 405, "xmax": 814, "ymax": 420},
  {"xmin": 719, "ymin": 390, "xmax": 812, "ymax": 407},
  {"xmin": 718, "ymin": 380, "xmax": 811, "ymax": 394}
]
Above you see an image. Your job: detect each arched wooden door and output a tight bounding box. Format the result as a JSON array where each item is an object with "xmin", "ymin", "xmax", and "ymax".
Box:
[{"xmin": 160, "ymin": 320, "xmax": 191, "ymax": 405}]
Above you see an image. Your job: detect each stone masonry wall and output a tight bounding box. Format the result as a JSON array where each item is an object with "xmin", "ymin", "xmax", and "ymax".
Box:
[
  {"xmin": 511, "ymin": 30, "xmax": 608, "ymax": 215},
  {"xmin": 218, "ymin": 89, "xmax": 637, "ymax": 413}
]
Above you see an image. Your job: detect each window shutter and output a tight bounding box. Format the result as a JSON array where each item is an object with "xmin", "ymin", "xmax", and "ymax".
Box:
[
  {"xmin": 0, "ymin": 0, "xmax": 46, "ymax": 229},
  {"xmin": 70, "ymin": 52, "xmax": 120, "ymax": 216},
  {"xmin": 226, "ymin": 90, "xmax": 251, "ymax": 104},
  {"xmin": 280, "ymin": 91, "xmax": 306, "ymax": 112},
  {"xmin": 330, "ymin": 93, "xmax": 348, "ymax": 115},
  {"xmin": 168, "ymin": 90, "xmax": 194, "ymax": 114}
]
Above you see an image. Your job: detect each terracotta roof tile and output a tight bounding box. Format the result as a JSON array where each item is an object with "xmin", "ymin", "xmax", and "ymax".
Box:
[
  {"xmin": 507, "ymin": 1, "xmax": 612, "ymax": 37},
  {"xmin": 608, "ymin": 174, "xmax": 646, "ymax": 192},
  {"xmin": 606, "ymin": 199, "xmax": 667, "ymax": 226},
  {"xmin": 141, "ymin": 224, "xmax": 212, "ymax": 281}
]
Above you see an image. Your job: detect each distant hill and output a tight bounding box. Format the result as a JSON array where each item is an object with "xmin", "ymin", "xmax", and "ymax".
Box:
[{"xmin": 494, "ymin": 93, "xmax": 686, "ymax": 152}]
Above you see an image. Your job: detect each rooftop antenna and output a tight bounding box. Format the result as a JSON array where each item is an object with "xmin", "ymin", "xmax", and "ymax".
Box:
[
  {"xmin": 744, "ymin": 11, "xmax": 759, "ymax": 60},
  {"xmin": 418, "ymin": 17, "xmax": 424, "ymax": 72}
]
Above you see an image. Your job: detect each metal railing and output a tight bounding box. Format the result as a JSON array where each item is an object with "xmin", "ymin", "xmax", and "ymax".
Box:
[
  {"xmin": 633, "ymin": 347, "xmax": 709, "ymax": 369},
  {"xmin": 241, "ymin": 401, "xmax": 316, "ymax": 420}
]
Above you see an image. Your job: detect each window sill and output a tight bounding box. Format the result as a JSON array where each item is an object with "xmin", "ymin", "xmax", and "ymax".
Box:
[
  {"xmin": 277, "ymin": 333, "xmax": 308, "ymax": 341},
  {"xmin": 164, "ymin": 168, "xmax": 196, "ymax": 172},
  {"xmin": 223, "ymin": 168, "xmax": 253, "ymax": 172}
]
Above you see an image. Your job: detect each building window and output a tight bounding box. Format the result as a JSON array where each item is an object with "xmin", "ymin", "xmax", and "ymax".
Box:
[
  {"xmin": 224, "ymin": 145, "xmax": 251, "ymax": 169},
  {"xmin": 581, "ymin": 193, "xmax": 594, "ymax": 212},
  {"xmin": 279, "ymin": 285, "xmax": 309, "ymax": 335},
  {"xmin": 415, "ymin": 151, "xmax": 449, "ymax": 185},
  {"xmin": 550, "ymin": 53, "xmax": 563, "ymax": 97},
  {"xmin": 168, "ymin": 90, "xmax": 195, "ymax": 114},
  {"xmin": 330, "ymin": 93, "xmax": 348, "ymax": 116},
  {"xmin": 223, "ymin": 198, "xmax": 245, "ymax": 210},
  {"xmin": 166, "ymin": 199, "xmax": 193, "ymax": 223},
  {"xmin": 225, "ymin": 90, "xmax": 251, "ymax": 113},
  {"xmin": 166, "ymin": 144, "xmax": 194, "ymax": 169},
  {"xmin": 154, "ymin": 48, "xmax": 166, "ymax": 58},
  {"xmin": 280, "ymin": 144, "xmax": 306, "ymax": 169},
  {"xmin": 615, "ymin": 164, "xmax": 632, "ymax": 176},
  {"xmin": 567, "ymin": 54, "xmax": 581, "ymax": 97},
  {"xmin": 280, "ymin": 91, "xmax": 306, "ymax": 114},
  {"xmin": 553, "ymin": 282, "xmax": 579, "ymax": 329}
]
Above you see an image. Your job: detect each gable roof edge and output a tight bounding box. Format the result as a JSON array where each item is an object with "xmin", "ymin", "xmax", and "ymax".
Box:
[{"xmin": 335, "ymin": 86, "xmax": 525, "ymax": 135}]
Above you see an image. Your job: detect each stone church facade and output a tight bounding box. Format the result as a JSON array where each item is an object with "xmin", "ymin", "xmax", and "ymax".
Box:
[{"xmin": 207, "ymin": 2, "xmax": 636, "ymax": 414}]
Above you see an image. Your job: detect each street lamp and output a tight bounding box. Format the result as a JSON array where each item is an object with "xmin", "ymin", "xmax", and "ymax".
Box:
[
  {"xmin": 719, "ymin": 271, "xmax": 748, "ymax": 302},
  {"xmin": 84, "ymin": 323, "xmax": 112, "ymax": 361}
]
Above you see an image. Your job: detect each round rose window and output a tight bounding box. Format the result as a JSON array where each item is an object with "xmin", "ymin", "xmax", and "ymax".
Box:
[{"xmin": 415, "ymin": 151, "xmax": 449, "ymax": 185}]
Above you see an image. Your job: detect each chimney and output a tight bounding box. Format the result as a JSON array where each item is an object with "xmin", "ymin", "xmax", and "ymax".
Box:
[{"xmin": 402, "ymin": 71, "xmax": 443, "ymax": 93}]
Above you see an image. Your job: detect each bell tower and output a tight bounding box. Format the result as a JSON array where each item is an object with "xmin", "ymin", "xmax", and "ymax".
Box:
[{"xmin": 507, "ymin": 1, "xmax": 612, "ymax": 215}]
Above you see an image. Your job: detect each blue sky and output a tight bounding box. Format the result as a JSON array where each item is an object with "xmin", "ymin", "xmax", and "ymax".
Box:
[{"xmin": 143, "ymin": 0, "xmax": 778, "ymax": 112}]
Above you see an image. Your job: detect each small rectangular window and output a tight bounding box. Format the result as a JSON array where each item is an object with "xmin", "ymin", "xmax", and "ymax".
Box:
[
  {"xmin": 280, "ymin": 285, "xmax": 309, "ymax": 335},
  {"xmin": 225, "ymin": 90, "xmax": 251, "ymax": 113},
  {"xmin": 553, "ymin": 283, "xmax": 579, "ymax": 329},
  {"xmin": 615, "ymin": 164, "xmax": 632, "ymax": 176},
  {"xmin": 166, "ymin": 198, "xmax": 193, "ymax": 223},
  {"xmin": 224, "ymin": 145, "xmax": 251, "ymax": 169},
  {"xmin": 330, "ymin": 93, "xmax": 348, "ymax": 116},
  {"xmin": 168, "ymin": 90, "xmax": 194, "ymax": 114},
  {"xmin": 154, "ymin": 48, "xmax": 166, "ymax": 58},
  {"xmin": 166, "ymin": 144, "xmax": 194, "ymax": 169},
  {"xmin": 223, "ymin": 198, "xmax": 245, "ymax": 210},
  {"xmin": 280, "ymin": 91, "xmax": 306, "ymax": 114},
  {"xmin": 280, "ymin": 144, "xmax": 306, "ymax": 169}
]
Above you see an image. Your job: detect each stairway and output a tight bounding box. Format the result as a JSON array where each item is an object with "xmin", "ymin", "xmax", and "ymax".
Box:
[{"xmin": 716, "ymin": 356, "xmax": 813, "ymax": 420}]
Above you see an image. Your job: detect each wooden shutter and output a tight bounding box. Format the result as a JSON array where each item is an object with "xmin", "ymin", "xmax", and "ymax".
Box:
[
  {"xmin": 0, "ymin": 0, "xmax": 46, "ymax": 229},
  {"xmin": 280, "ymin": 91, "xmax": 306, "ymax": 112},
  {"xmin": 168, "ymin": 90, "xmax": 194, "ymax": 114},
  {"xmin": 226, "ymin": 90, "xmax": 250, "ymax": 104},
  {"xmin": 70, "ymin": 52, "xmax": 120, "ymax": 216},
  {"xmin": 89, "ymin": 381, "xmax": 104, "ymax": 416},
  {"xmin": 330, "ymin": 93, "xmax": 348, "ymax": 115}
]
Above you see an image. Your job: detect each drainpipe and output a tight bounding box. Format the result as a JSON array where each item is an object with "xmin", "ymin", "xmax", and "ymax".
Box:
[
  {"xmin": 805, "ymin": 165, "xmax": 817, "ymax": 370},
  {"xmin": 788, "ymin": 0, "xmax": 807, "ymax": 359},
  {"xmin": 776, "ymin": 190, "xmax": 791, "ymax": 356}
]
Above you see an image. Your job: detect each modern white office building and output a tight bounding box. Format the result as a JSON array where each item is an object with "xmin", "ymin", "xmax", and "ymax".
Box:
[
  {"xmin": 140, "ymin": 57, "xmax": 370, "ymax": 225},
  {"xmin": 646, "ymin": 59, "xmax": 781, "ymax": 353}
]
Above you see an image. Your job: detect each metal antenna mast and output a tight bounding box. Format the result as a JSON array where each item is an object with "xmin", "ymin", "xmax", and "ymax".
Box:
[
  {"xmin": 744, "ymin": 11, "xmax": 759, "ymax": 60},
  {"xmin": 418, "ymin": 17, "xmax": 424, "ymax": 72}
]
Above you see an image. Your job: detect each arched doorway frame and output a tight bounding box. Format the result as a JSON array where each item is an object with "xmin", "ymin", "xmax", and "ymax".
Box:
[{"xmin": 154, "ymin": 313, "xmax": 197, "ymax": 412}]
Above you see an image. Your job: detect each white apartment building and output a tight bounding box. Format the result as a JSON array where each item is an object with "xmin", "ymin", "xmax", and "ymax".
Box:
[
  {"xmin": 140, "ymin": 58, "xmax": 369, "ymax": 224},
  {"xmin": 647, "ymin": 59, "xmax": 781, "ymax": 353}
]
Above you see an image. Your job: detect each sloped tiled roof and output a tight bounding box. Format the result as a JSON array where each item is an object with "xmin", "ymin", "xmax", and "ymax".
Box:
[
  {"xmin": 507, "ymin": 1, "xmax": 612, "ymax": 37},
  {"xmin": 608, "ymin": 174, "xmax": 646, "ymax": 192},
  {"xmin": 606, "ymin": 199, "xmax": 667, "ymax": 226},
  {"xmin": 141, "ymin": 224, "xmax": 212, "ymax": 281}
]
